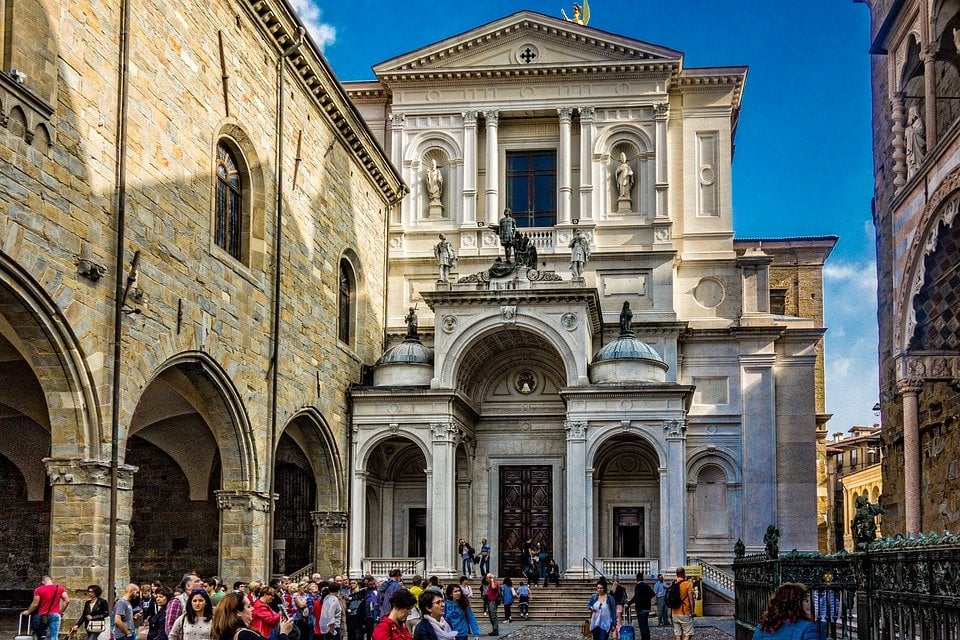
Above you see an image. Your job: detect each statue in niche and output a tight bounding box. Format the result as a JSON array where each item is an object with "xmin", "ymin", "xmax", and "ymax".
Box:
[
  {"xmin": 619, "ymin": 301, "xmax": 633, "ymax": 335},
  {"xmin": 615, "ymin": 152, "xmax": 635, "ymax": 212},
  {"xmin": 905, "ymin": 106, "xmax": 926, "ymax": 178},
  {"xmin": 426, "ymin": 158, "xmax": 443, "ymax": 204},
  {"xmin": 852, "ymin": 495, "xmax": 885, "ymax": 551},
  {"xmin": 434, "ymin": 234, "xmax": 457, "ymax": 283},
  {"xmin": 569, "ymin": 228, "xmax": 590, "ymax": 279},
  {"xmin": 488, "ymin": 208, "xmax": 518, "ymax": 262},
  {"xmin": 404, "ymin": 306, "xmax": 419, "ymax": 341}
]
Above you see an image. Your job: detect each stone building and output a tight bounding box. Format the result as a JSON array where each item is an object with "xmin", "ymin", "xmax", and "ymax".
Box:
[
  {"xmin": 343, "ymin": 11, "xmax": 834, "ymax": 578},
  {"xmin": 859, "ymin": 0, "xmax": 960, "ymax": 534},
  {"xmin": 0, "ymin": 0, "xmax": 402, "ymax": 594},
  {"xmin": 825, "ymin": 425, "xmax": 883, "ymax": 552}
]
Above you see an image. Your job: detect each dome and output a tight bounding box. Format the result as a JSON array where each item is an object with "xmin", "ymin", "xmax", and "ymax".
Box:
[
  {"xmin": 589, "ymin": 334, "xmax": 669, "ymax": 385},
  {"xmin": 373, "ymin": 339, "xmax": 434, "ymax": 386}
]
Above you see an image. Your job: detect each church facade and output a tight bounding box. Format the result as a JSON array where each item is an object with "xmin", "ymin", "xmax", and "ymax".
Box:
[{"xmin": 345, "ymin": 11, "xmax": 833, "ymax": 578}]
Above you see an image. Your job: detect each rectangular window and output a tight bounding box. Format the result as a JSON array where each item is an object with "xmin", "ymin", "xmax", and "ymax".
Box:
[
  {"xmin": 835, "ymin": 452, "xmax": 844, "ymax": 470},
  {"xmin": 850, "ymin": 448, "xmax": 859, "ymax": 469},
  {"xmin": 506, "ymin": 150, "xmax": 557, "ymax": 228}
]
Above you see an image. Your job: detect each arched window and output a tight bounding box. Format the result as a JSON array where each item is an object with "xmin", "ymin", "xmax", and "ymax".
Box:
[
  {"xmin": 215, "ymin": 141, "xmax": 243, "ymax": 260},
  {"xmin": 338, "ymin": 259, "xmax": 355, "ymax": 344}
]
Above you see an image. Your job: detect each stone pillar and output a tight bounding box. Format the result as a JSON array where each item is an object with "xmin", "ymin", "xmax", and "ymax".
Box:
[
  {"xmin": 891, "ymin": 93, "xmax": 907, "ymax": 189},
  {"xmin": 578, "ymin": 107, "xmax": 594, "ymax": 222},
  {"xmin": 428, "ymin": 423, "xmax": 458, "ymax": 578},
  {"xmin": 215, "ymin": 489, "xmax": 272, "ymax": 583},
  {"xmin": 484, "ymin": 111, "xmax": 500, "ymax": 225},
  {"xmin": 462, "ymin": 111, "xmax": 478, "ymax": 226},
  {"xmin": 558, "ymin": 108, "xmax": 573, "ymax": 225},
  {"xmin": 389, "ymin": 113, "xmax": 408, "ymax": 223},
  {"xmin": 564, "ymin": 421, "xmax": 589, "ymax": 577},
  {"xmin": 380, "ymin": 481, "xmax": 395, "ymax": 556},
  {"xmin": 922, "ymin": 48, "xmax": 937, "ymax": 152},
  {"xmin": 654, "ymin": 103, "xmax": 669, "ymax": 218},
  {"xmin": 348, "ymin": 470, "xmax": 368, "ymax": 577},
  {"xmin": 898, "ymin": 379, "xmax": 923, "ymax": 534},
  {"xmin": 662, "ymin": 421, "xmax": 687, "ymax": 571},
  {"xmin": 740, "ymin": 354, "xmax": 777, "ymax": 546},
  {"xmin": 45, "ymin": 458, "xmax": 136, "ymax": 593},
  {"xmin": 312, "ymin": 510, "xmax": 348, "ymax": 578}
]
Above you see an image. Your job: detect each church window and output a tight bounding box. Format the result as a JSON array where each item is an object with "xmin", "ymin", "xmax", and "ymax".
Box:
[
  {"xmin": 338, "ymin": 258, "xmax": 355, "ymax": 345},
  {"xmin": 506, "ymin": 150, "xmax": 557, "ymax": 227},
  {"xmin": 215, "ymin": 141, "xmax": 243, "ymax": 260}
]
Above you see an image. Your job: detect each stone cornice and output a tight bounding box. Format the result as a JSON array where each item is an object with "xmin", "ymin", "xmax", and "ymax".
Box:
[
  {"xmin": 241, "ymin": 0, "xmax": 406, "ymax": 203},
  {"xmin": 560, "ymin": 384, "xmax": 695, "ymax": 401},
  {"xmin": 376, "ymin": 63, "xmax": 678, "ymax": 84},
  {"xmin": 674, "ymin": 67, "xmax": 747, "ymax": 109}
]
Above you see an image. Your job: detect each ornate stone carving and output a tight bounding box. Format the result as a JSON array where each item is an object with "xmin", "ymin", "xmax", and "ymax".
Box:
[
  {"xmin": 462, "ymin": 110, "xmax": 478, "ymax": 126},
  {"xmin": 654, "ymin": 227, "xmax": 670, "ymax": 243},
  {"xmin": 388, "ymin": 112, "xmax": 406, "ymax": 129},
  {"xmin": 565, "ymin": 421, "xmax": 588, "ymax": 440},
  {"xmin": 442, "ymin": 315, "xmax": 458, "ymax": 333},
  {"xmin": 215, "ymin": 490, "xmax": 272, "ymax": 512},
  {"xmin": 501, "ymin": 305, "xmax": 517, "ymax": 322},
  {"xmin": 45, "ymin": 458, "xmax": 137, "ymax": 490},
  {"xmin": 560, "ymin": 312, "xmax": 578, "ymax": 330},
  {"xmin": 655, "ymin": 103, "xmax": 669, "ymax": 119},
  {"xmin": 897, "ymin": 378, "xmax": 925, "ymax": 396},
  {"xmin": 484, "ymin": 110, "xmax": 499, "ymax": 126},
  {"xmin": 312, "ymin": 510, "xmax": 348, "ymax": 528},
  {"xmin": 899, "ymin": 354, "xmax": 960, "ymax": 382},
  {"xmin": 663, "ymin": 420, "xmax": 686, "ymax": 438},
  {"xmin": 430, "ymin": 422, "xmax": 460, "ymax": 443}
]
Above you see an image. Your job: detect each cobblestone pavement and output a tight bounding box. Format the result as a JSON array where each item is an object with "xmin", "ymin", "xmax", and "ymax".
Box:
[{"xmin": 486, "ymin": 618, "xmax": 735, "ymax": 639}]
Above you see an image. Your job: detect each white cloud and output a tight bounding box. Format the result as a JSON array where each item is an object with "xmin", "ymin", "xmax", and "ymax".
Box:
[
  {"xmin": 289, "ymin": 0, "xmax": 336, "ymax": 50},
  {"xmin": 823, "ymin": 260, "xmax": 878, "ymax": 294}
]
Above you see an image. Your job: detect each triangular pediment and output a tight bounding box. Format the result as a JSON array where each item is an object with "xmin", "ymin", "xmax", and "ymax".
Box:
[{"xmin": 373, "ymin": 10, "xmax": 682, "ymax": 77}]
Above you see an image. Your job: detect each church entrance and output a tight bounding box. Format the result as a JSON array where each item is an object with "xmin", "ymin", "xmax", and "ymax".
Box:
[
  {"xmin": 499, "ymin": 465, "xmax": 552, "ymax": 576},
  {"xmin": 614, "ymin": 507, "xmax": 644, "ymax": 557}
]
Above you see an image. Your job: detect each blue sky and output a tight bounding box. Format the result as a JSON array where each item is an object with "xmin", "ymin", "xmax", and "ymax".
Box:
[{"xmin": 295, "ymin": 0, "xmax": 879, "ymax": 432}]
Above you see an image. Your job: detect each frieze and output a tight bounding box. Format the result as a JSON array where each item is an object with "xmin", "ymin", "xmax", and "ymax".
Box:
[
  {"xmin": 312, "ymin": 510, "xmax": 348, "ymax": 528},
  {"xmin": 897, "ymin": 353, "xmax": 960, "ymax": 382},
  {"xmin": 215, "ymin": 490, "xmax": 272, "ymax": 512},
  {"xmin": 45, "ymin": 458, "xmax": 137, "ymax": 490}
]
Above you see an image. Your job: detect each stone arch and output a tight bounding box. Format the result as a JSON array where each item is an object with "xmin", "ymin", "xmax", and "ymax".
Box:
[
  {"xmin": 587, "ymin": 426, "xmax": 667, "ymax": 469},
  {"xmin": 212, "ymin": 121, "xmax": 267, "ymax": 270},
  {"xmin": 437, "ymin": 311, "xmax": 583, "ymax": 389},
  {"xmin": 361, "ymin": 434, "xmax": 429, "ymax": 558},
  {"xmin": 356, "ymin": 428, "xmax": 433, "ymax": 472},
  {"xmin": 281, "ymin": 407, "xmax": 344, "ymax": 509},
  {"xmin": 594, "ymin": 124, "xmax": 654, "ymax": 157},
  {"xmin": 8, "ymin": 104, "xmax": 28, "ymax": 139},
  {"xmin": 898, "ymin": 33, "xmax": 924, "ymax": 92},
  {"xmin": 404, "ymin": 130, "xmax": 463, "ymax": 164},
  {"xmin": 337, "ymin": 251, "xmax": 361, "ymax": 346},
  {"xmin": 687, "ymin": 448, "xmax": 742, "ymax": 484},
  {"xmin": 33, "ymin": 122, "xmax": 52, "ymax": 153},
  {"xmin": 134, "ymin": 350, "xmax": 258, "ymax": 491},
  {"xmin": 0, "ymin": 250, "xmax": 101, "ymax": 459},
  {"xmin": 897, "ymin": 168, "xmax": 960, "ymax": 351}
]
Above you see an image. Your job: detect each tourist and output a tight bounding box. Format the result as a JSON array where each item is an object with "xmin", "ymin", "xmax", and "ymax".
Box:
[
  {"xmin": 669, "ymin": 568, "xmax": 695, "ymax": 640},
  {"xmin": 211, "ymin": 592, "xmax": 293, "ymax": 640},
  {"xmin": 458, "ymin": 540, "xmax": 475, "ymax": 579},
  {"xmin": 752, "ymin": 583, "xmax": 818, "ymax": 640},
  {"xmin": 544, "ymin": 561, "xmax": 561, "ymax": 588},
  {"xmin": 477, "ymin": 540, "xmax": 491, "ymax": 577},
  {"xmin": 500, "ymin": 578, "xmax": 515, "ymax": 623},
  {"xmin": 653, "ymin": 575, "xmax": 669, "ymax": 627},
  {"xmin": 442, "ymin": 585, "xmax": 478, "ymax": 640},
  {"xmin": 516, "ymin": 583, "xmax": 529, "ymax": 620},
  {"xmin": 375, "ymin": 570, "xmax": 403, "ymax": 622},
  {"xmin": 457, "ymin": 577, "xmax": 472, "ymax": 606},
  {"xmin": 114, "ymin": 584, "xmax": 141, "ymax": 640},
  {"xmin": 250, "ymin": 588, "xmax": 281, "ymax": 638},
  {"xmin": 146, "ymin": 587, "xmax": 173, "ymax": 640},
  {"xmin": 317, "ymin": 582, "xmax": 342, "ymax": 640},
  {"xmin": 167, "ymin": 575, "xmax": 202, "ymax": 635},
  {"xmin": 626, "ymin": 574, "xmax": 656, "ymax": 640},
  {"xmin": 372, "ymin": 589, "xmax": 417, "ymax": 640},
  {"xmin": 22, "ymin": 574, "xmax": 70, "ymax": 640},
  {"xmin": 536, "ymin": 546, "xmax": 549, "ymax": 583},
  {"xmin": 405, "ymin": 576, "xmax": 424, "ymax": 635},
  {"xmin": 412, "ymin": 591, "xmax": 456, "ymax": 640},
  {"xmin": 480, "ymin": 574, "xmax": 500, "ymax": 636},
  {"xmin": 169, "ymin": 590, "xmax": 213, "ymax": 640},
  {"xmin": 587, "ymin": 579, "xmax": 617, "ymax": 640},
  {"xmin": 70, "ymin": 585, "xmax": 109, "ymax": 640}
]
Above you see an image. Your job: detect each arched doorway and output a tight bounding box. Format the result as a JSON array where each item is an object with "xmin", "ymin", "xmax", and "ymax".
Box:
[
  {"xmin": 274, "ymin": 434, "xmax": 316, "ymax": 575},
  {"xmin": 593, "ymin": 435, "xmax": 661, "ymax": 570},
  {"xmin": 364, "ymin": 437, "xmax": 427, "ymax": 563}
]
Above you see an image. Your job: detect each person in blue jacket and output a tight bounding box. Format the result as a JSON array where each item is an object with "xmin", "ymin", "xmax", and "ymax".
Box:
[
  {"xmin": 442, "ymin": 585, "xmax": 479, "ymax": 640},
  {"xmin": 587, "ymin": 579, "xmax": 618, "ymax": 640},
  {"xmin": 752, "ymin": 583, "xmax": 819, "ymax": 640}
]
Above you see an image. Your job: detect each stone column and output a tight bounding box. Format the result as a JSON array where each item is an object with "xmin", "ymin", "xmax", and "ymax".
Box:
[
  {"xmin": 45, "ymin": 458, "xmax": 136, "ymax": 593},
  {"xmin": 380, "ymin": 481, "xmax": 395, "ymax": 556},
  {"xmin": 389, "ymin": 113, "xmax": 408, "ymax": 223},
  {"xmin": 348, "ymin": 470, "xmax": 368, "ymax": 577},
  {"xmin": 428, "ymin": 423, "xmax": 458, "ymax": 578},
  {"xmin": 662, "ymin": 421, "xmax": 687, "ymax": 571},
  {"xmin": 564, "ymin": 421, "xmax": 589, "ymax": 577},
  {"xmin": 484, "ymin": 111, "xmax": 500, "ymax": 225},
  {"xmin": 740, "ymin": 353, "xmax": 777, "ymax": 545},
  {"xmin": 922, "ymin": 48, "xmax": 937, "ymax": 152},
  {"xmin": 462, "ymin": 111, "xmax": 478, "ymax": 226},
  {"xmin": 654, "ymin": 103, "xmax": 669, "ymax": 218},
  {"xmin": 312, "ymin": 510, "xmax": 348, "ymax": 578},
  {"xmin": 578, "ymin": 107, "xmax": 594, "ymax": 222},
  {"xmin": 898, "ymin": 379, "xmax": 923, "ymax": 534},
  {"xmin": 558, "ymin": 108, "xmax": 573, "ymax": 225},
  {"xmin": 891, "ymin": 93, "xmax": 907, "ymax": 189},
  {"xmin": 215, "ymin": 489, "xmax": 272, "ymax": 582}
]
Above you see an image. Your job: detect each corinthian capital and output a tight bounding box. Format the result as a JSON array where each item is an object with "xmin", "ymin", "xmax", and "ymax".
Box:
[
  {"xmin": 430, "ymin": 422, "xmax": 460, "ymax": 443},
  {"xmin": 565, "ymin": 421, "xmax": 588, "ymax": 440}
]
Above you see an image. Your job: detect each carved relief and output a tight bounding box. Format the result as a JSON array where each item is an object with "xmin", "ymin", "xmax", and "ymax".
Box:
[
  {"xmin": 663, "ymin": 420, "xmax": 686, "ymax": 438},
  {"xmin": 560, "ymin": 312, "xmax": 578, "ymax": 330},
  {"xmin": 565, "ymin": 421, "xmax": 588, "ymax": 440},
  {"xmin": 501, "ymin": 305, "xmax": 517, "ymax": 322},
  {"xmin": 430, "ymin": 422, "xmax": 461, "ymax": 443},
  {"xmin": 215, "ymin": 490, "xmax": 272, "ymax": 512},
  {"xmin": 312, "ymin": 510, "xmax": 348, "ymax": 528},
  {"xmin": 899, "ymin": 354, "xmax": 960, "ymax": 381},
  {"xmin": 442, "ymin": 315, "xmax": 458, "ymax": 333},
  {"xmin": 46, "ymin": 459, "xmax": 137, "ymax": 490}
]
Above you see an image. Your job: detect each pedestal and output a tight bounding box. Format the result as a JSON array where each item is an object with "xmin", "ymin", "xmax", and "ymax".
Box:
[
  {"xmin": 428, "ymin": 202, "xmax": 444, "ymax": 219},
  {"xmin": 617, "ymin": 197, "xmax": 632, "ymax": 214}
]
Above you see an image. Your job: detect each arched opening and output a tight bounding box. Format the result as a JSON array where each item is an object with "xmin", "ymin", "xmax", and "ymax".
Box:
[
  {"xmin": 593, "ymin": 434, "xmax": 661, "ymax": 564},
  {"xmin": 690, "ymin": 464, "xmax": 730, "ymax": 539},
  {"xmin": 215, "ymin": 140, "xmax": 245, "ymax": 261},
  {"xmin": 273, "ymin": 434, "xmax": 317, "ymax": 575},
  {"xmin": 363, "ymin": 437, "xmax": 427, "ymax": 561},
  {"xmin": 910, "ymin": 217, "xmax": 960, "ymax": 352},
  {"xmin": 338, "ymin": 258, "xmax": 356, "ymax": 345}
]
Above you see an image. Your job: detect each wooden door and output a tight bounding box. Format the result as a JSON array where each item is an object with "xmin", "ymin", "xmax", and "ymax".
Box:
[{"xmin": 499, "ymin": 465, "xmax": 552, "ymax": 576}]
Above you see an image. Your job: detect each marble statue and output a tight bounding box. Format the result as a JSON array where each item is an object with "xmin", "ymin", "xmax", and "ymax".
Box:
[
  {"xmin": 489, "ymin": 209, "xmax": 518, "ymax": 263},
  {"xmin": 569, "ymin": 228, "xmax": 590, "ymax": 279},
  {"xmin": 426, "ymin": 159, "xmax": 443, "ymax": 203},
  {"xmin": 852, "ymin": 495, "xmax": 885, "ymax": 551},
  {"xmin": 619, "ymin": 301, "xmax": 633, "ymax": 335},
  {"xmin": 434, "ymin": 234, "xmax": 457, "ymax": 283},
  {"xmin": 404, "ymin": 306, "xmax": 419, "ymax": 340},
  {"xmin": 561, "ymin": 0, "xmax": 589, "ymax": 25},
  {"xmin": 905, "ymin": 106, "xmax": 926, "ymax": 178},
  {"xmin": 615, "ymin": 152, "xmax": 634, "ymax": 210}
]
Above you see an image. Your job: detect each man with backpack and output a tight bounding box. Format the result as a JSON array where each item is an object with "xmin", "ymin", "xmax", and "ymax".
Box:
[
  {"xmin": 345, "ymin": 582, "xmax": 370, "ymax": 640},
  {"xmin": 666, "ymin": 568, "xmax": 695, "ymax": 640},
  {"xmin": 375, "ymin": 570, "xmax": 403, "ymax": 626}
]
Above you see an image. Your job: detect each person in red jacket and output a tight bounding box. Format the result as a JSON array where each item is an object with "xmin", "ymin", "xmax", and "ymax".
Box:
[
  {"xmin": 372, "ymin": 589, "xmax": 417, "ymax": 640},
  {"xmin": 250, "ymin": 588, "xmax": 282, "ymax": 638}
]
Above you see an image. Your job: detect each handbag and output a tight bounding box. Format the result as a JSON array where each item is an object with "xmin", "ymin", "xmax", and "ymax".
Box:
[
  {"xmin": 581, "ymin": 620, "xmax": 591, "ymax": 638},
  {"xmin": 87, "ymin": 620, "xmax": 106, "ymax": 634}
]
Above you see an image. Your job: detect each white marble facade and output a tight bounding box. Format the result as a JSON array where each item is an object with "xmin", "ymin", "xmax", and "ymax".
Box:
[{"xmin": 345, "ymin": 11, "xmax": 823, "ymax": 578}]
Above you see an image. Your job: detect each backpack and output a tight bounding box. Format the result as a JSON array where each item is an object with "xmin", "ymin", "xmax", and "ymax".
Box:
[
  {"xmin": 665, "ymin": 580, "xmax": 684, "ymax": 609},
  {"xmin": 375, "ymin": 581, "xmax": 394, "ymax": 620},
  {"xmin": 346, "ymin": 590, "xmax": 368, "ymax": 621}
]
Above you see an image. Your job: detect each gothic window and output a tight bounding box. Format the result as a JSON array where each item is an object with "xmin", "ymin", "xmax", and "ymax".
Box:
[
  {"xmin": 215, "ymin": 141, "xmax": 243, "ymax": 260},
  {"xmin": 338, "ymin": 258, "xmax": 355, "ymax": 345},
  {"xmin": 506, "ymin": 150, "xmax": 557, "ymax": 228}
]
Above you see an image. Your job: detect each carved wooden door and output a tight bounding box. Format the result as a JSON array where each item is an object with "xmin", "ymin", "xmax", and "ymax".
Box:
[{"xmin": 499, "ymin": 465, "xmax": 552, "ymax": 576}]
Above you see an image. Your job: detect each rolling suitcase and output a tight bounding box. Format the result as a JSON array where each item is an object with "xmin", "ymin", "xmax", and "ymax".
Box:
[
  {"xmin": 619, "ymin": 607, "xmax": 635, "ymax": 640},
  {"xmin": 16, "ymin": 614, "xmax": 34, "ymax": 640}
]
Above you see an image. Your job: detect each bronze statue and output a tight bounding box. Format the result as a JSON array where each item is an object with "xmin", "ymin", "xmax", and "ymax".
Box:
[
  {"xmin": 515, "ymin": 233, "xmax": 538, "ymax": 269},
  {"xmin": 764, "ymin": 525, "xmax": 780, "ymax": 559},
  {"xmin": 734, "ymin": 538, "xmax": 746, "ymax": 558},
  {"xmin": 488, "ymin": 208, "xmax": 518, "ymax": 263},
  {"xmin": 619, "ymin": 301, "xmax": 633, "ymax": 335},
  {"xmin": 404, "ymin": 306, "xmax": 419, "ymax": 341},
  {"xmin": 852, "ymin": 495, "xmax": 885, "ymax": 551}
]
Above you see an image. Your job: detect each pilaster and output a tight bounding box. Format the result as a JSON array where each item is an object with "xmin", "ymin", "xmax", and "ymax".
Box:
[
  {"xmin": 428, "ymin": 422, "xmax": 459, "ymax": 577},
  {"xmin": 739, "ymin": 353, "xmax": 777, "ymax": 545},
  {"xmin": 215, "ymin": 489, "xmax": 272, "ymax": 584},
  {"xmin": 897, "ymin": 378, "xmax": 924, "ymax": 534},
  {"xmin": 348, "ymin": 470, "xmax": 369, "ymax": 577},
  {"xmin": 484, "ymin": 111, "xmax": 500, "ymax": 224},
  {"xmin": 662, "ymin": 421, "xmax": 687, "ymax": 571},
  {"xmin": 558, "ymin": 108, "xmax": 573, "ymax": 224},
  {"xmin": 654, "ymin": 103, "xmax": 669, "ymax": 218},
  {"xmin": 564, "ymin": 421, "xmax": 589, "ymax": 577},
  {"xmin": 312, "ymin": 511, "xmax": 348, "ymax": 577},
  {"xmin": 578, "ymin": 107, "xmax": 594, "ymax": 222},
  {"xmin": 462, "ymin": 111, "xmax": 478, "ymax": 225}
]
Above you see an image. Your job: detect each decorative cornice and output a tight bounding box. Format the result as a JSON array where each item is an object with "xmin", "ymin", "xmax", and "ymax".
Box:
[
  {"xmin": 896, "ymin": 378, "xmax": 924, "ymax": 395},
  {"xmin": 215, "ymin": 489, "xmax": 273, "ymax": 512},
  {"xmin": 377, "ymin": 62, "xmax": 678, "ymax": 84},
  {"xmin": 896, "ymin": 353, "xmax": 960, "ymax": 383},
  {"xmin": 44, "ymin": 458, "xmax": 137, "ymax": 490}
]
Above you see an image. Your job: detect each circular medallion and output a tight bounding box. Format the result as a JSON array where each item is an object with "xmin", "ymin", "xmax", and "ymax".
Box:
[
  {"xmin": 442, "ymin": 315, "xmax": 458, "ymax": 333},
  {"xmin": 561, "ymin": 312, "xmax": 578, "ymax": 330},
  {"xmin": 515, "ymin": 44, "xmax": 540, "ymax": 64},
  {"xmin": 426, "ymin": 89, "xmax": 441, "ymax": 102},
  {"xmin": 706, "ymin": 425, "xmax": 718, "ymax": 435},
  {"xmin": 699, "ymin": 165, "xmax": 716, "ymax": 186},
  {"xmin": 527, "ymin": 268, "xmax": 540, "ymax": 280},
  {"xmin": 694, "ymin": 278, "xmax": 725, "ymax": 309},
  {"xmin": 520, "ymin": 421, "xmax": 532, "ymax": 432},
  {"xmin": 462, "ymin": 235, "xmax": 476, "ymax": 247},
  {"xmin": 520, "ymin": 86, "xmax": 535, "ymax": 98},
  {"xmin": 516, "ymin": 370, "xmax": 537, "ymax": 395}
]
